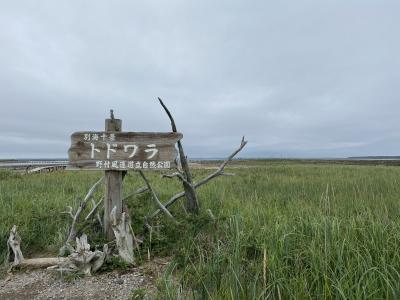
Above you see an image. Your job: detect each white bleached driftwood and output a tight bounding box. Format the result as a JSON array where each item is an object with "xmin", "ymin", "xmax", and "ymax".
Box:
[
  {"xmin": 48, "ymin": 234, "xmax": 107, "ymax": 276},
  {"xmin": 20, "ymin": 257, "xmax": 68, "ymax": 268},
  {"xmin": 7, "ymin": 225, "xmax": 24, "ymax": 266},
  {"xmin": 6, "ymin": 225, "xmax": 68, "ymax": 269},
  {"xmin": 7, "ymin": 226, "xmax": 106, "ymax": 275},
  {"xmin": 110, "ymin": 206, "xmax": 134, "ymax": 264}
]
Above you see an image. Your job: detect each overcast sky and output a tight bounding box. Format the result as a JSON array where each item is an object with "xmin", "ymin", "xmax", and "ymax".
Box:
[{"xmin": 0, "ymin": 1, "xmax": 399, "ymax": 159}]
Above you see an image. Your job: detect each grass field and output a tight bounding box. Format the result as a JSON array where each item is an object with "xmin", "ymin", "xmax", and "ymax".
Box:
[{"xmin": 1, "ymin": 160, "xmax": 400, "ymax": 299}]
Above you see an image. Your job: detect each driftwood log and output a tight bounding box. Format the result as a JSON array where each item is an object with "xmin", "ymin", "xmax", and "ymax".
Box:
[
  {"xmin": 110, "ymin": 207, "xmax": 135, "ymax": 264},
  {"xmin": 48, "ymin": 234, "xmax": 107, "ymax": 276},
  {"xmin": 7, "ymin": 225, "xmax": 68, "ymax": 269},
  {"xmin": 6, "ymin": 226, "xmax": 114, "ymax": 273},
  {"xmin": 6, "ymin": 225, "xmax": 24, "ymax": 267}
]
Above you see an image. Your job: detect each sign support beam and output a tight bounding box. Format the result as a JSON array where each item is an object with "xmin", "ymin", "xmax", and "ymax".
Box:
[{"xmin": 104, "ymin": 114, "xmax": 123, "ymax": 240}]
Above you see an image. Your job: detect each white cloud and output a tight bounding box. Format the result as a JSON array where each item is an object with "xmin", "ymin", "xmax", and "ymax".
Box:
[{"xmin": 0, "ymin": 0, "xmax": 399, "ymax": 158}]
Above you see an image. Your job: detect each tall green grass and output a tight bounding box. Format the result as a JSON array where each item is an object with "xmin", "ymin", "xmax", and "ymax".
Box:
[
  {"xmin": 0, "ymin": 170, "xmax": 102, "ymax": 260},
  {"xmin": 1, "ymin": 162, "xmax": 400, "ymax": 299},
  {"xmin": 155, "ymin": 163, "xmax": 400, "ymax": 299}
]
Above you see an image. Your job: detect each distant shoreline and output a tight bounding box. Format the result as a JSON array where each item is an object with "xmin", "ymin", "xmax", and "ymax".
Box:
[
  {"xmin": 347, "ymin": 156, "xmax": 400, "ymax": 160},
  {"xmin": 2, "ymin": 156, "xmax": 400, "ymax": 162}
]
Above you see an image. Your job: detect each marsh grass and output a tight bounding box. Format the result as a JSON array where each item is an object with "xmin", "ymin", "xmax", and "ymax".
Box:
[{"xmin": 1, "ymin": 162, "xmax": 400, "ymax": 299}]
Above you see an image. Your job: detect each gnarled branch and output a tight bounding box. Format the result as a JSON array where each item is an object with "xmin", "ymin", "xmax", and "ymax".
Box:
[
  {"xmin": 85, "ymin": 197, "xmax": 104, "ymax": 222},
  {"xmin": 122, "ymin": 186, "xmax": 149, "ymax": 202},
  {"xmin": 49, "ymin": 234, "xmax": 107, "ymax": 276},
  {"xmin": 193, "ymin": 137, "xmax": 247, "ymax": 186},
  {"xmin": 162, "ymin": 172, "xmax": 191, "ymax": 185},
  {"xmin": 139, "ymin": 170, "xmax": 178, "ymax": 224},
  {"xmin": 147, "ymin": 137, "xmax": 247, "ymax": 220}
]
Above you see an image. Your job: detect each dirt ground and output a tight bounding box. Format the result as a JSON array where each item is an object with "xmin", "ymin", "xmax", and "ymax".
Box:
[{"xmin": 0, "ymin": 258, "xmax": 169, "ymax": 300}]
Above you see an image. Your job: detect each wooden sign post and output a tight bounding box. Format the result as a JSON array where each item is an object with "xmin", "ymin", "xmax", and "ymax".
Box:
[
  {"xmin": 68, "ymin": 111, "xmax": 182, "ymax": 240},
  {"xmin": 104, "ymin": 116, "xmax": 123, "ymax": 239}
]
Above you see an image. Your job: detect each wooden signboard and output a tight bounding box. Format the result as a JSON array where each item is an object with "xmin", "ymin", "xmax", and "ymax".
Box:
[
  {"xmin": 68, "ymin": 113, "xmax": 183, "ymax": 241},
  {"xmin": 68, "ymin": 131, "xmax": 182, "ymax": 170}
]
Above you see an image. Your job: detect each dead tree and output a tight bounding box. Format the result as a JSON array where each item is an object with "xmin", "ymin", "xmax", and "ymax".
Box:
[
  {"xmin": 158, "ymin": 98, "xmax": 199, "ymax": 214},
  {"xmin": 148, "ymin": 136, "xmax": 247, "ymax": 220},
  {"xmin": 110, "ymin": 207, "xmax": 135, "ymax": 264},
  {"xmin": 146, "ymin": 98, "xmax": 247, "ymax": 220}
]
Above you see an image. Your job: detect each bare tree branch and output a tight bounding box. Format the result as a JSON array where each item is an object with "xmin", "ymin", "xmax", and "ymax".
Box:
[
  {"xmin": 162, "ymin": 172, "xmax": 191, "ymax": 185},
  {"xmin": 206, "ymin": 209, "xmax": 216, "ymax": 221},
  {"xmin": 193, "ymin": 137, "xmax": 247, "ymax": 186},
  {"xmin": 138, "ymin": 170, "xmax": 178, "ymax": 224},
  {"xmin": 129, "ymin": 223, "xmax": 142, "ymax": 255},
  {"xmin": 147, "ymin": 137, "xmax": 247, "ymax": 220},
  {"xmin": 83, "ymin": 177, "xmax": 104, "ymax": 203},
  {"xmin": 122, "ymin": 186, "xmax": 149, "ymax": 202},
  {"xmin": 85, "ymin": 197, "xmax": 104, "ymax": 221},
  {"xmin": 60, "ymin": 177, "xmax": 104, "ymax": 255},
  {"xmin": 89, "ymin": 198, "xmax": 103, "ymax": 227},
  {"xmin": 61, "ymin": 206, "xmax": 74, "ymax": 219},
  {"xmin": 158, "ymin": 97, "xmax": 178, "ymax": 132}
]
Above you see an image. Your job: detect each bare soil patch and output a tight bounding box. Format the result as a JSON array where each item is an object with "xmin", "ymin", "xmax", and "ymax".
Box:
[{"xmin": 0, "ymin": 258, "xmax": 169, "ymax": 300}]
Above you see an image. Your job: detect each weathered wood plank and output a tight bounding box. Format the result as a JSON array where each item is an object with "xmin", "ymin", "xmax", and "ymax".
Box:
[
  {"xmin": 105, "ymin": 171, "xmax": 123, "ymax": 239},
  {"xmin": 104, "ymin": 118, "xmax": 123, "ymax": 240},
  {"xmin": 68, "ymin": 131, "xmax": 182, "ymax": 170}
]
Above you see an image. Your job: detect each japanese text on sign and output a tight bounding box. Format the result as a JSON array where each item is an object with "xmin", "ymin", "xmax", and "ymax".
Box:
[
  {"xmin": 68, "ymin": 131, "xmax": 183, "ymax": 170},
  {"xmin": 95, "ymin": 160, "xmax": 171, "ymax": 169},
  {"xmin": 90, "ymin": 143, "xmax": 158, "ymax": 160}
]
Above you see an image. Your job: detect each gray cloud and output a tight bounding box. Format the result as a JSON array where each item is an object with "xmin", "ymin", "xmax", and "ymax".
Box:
[{"xmin": 0, "ymin": 0, "xmax": 399, "ymax": 158}]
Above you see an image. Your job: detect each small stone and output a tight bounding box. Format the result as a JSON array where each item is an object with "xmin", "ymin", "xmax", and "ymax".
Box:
[{"xmin": 115, "ymin": 278, "xmax": 124, "ymax": 285}]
